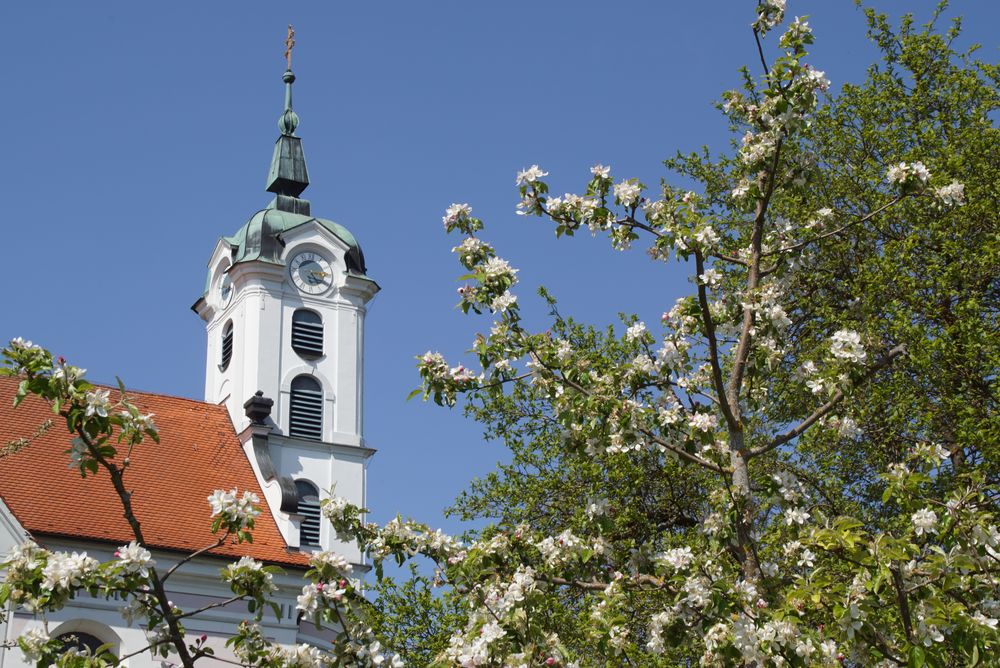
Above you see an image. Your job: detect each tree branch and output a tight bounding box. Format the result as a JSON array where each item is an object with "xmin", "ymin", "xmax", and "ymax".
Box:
[
  {"xmin": 543, "ymin": 360, "xmax": 727, "ymax": 474},
  {"xmin": 726, "ymin": 140, "xmax": 784, "ymax": 421},
  {"xmin": 161, "ymin": 533, "xmax": 231, "ymax": 584},
  {"xmin": 761, "ymin": 196, "xmax": 903, "ymax": 258},
  {"xmin": 695, "ymin": 250, "xmax": 739, "ymax": 431},
  {"xmin": 75, "ymin": 428, "xmax": 198, "ymax": 668},
  {"xmin": 710, "ymin": 251, "xmax": 750, "ymax": 267},
  {"xmin": 750, "ymin": 343, "xmax": 907, "ymax": 457},
  {"xmin": 175, "ymin": 595, "xmax": 246, "ymax": 621}
]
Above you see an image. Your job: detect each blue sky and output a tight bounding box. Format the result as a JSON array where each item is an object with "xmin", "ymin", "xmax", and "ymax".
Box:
[{"xmin": 1, "ymin": 1, "xmax": 997, "ymax": 535}]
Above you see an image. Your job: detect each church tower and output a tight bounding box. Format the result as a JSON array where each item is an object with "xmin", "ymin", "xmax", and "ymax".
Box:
[{"xmin": 192, "ymin": 53, "xmax": 378, "ymax": 561}]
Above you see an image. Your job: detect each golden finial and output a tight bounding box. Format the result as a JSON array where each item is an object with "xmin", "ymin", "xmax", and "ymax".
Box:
[{"xmin": 284, "ymin": 24, "xmax": 296, "ymax": 70}]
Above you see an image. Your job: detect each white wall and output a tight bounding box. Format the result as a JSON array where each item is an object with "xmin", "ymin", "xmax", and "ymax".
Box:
[
  {"xmin": 196, "ymin": 220, "xmax": 377, "ymax": 554},
  {"xmin": 1, "ymin": 539, "xmax": 316, "ymax": 668}
]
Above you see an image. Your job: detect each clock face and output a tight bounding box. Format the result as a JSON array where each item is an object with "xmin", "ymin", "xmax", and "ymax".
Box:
[
  {"xmin": 289, "ymin": 251, "xmax": 333, "ymax": 294},
  {"xmin": 218, "ymin": 274, "xmax": 233, "ymax": 306}
]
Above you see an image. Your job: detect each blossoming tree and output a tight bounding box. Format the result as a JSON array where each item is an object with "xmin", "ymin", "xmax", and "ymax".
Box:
[
  {"xmin": 2, "ymin": 2, "xmax": 998, "ymax": 667},
  {"xmin": 388, "ymin": 2, "xmax": 998, "ymax": 665}
]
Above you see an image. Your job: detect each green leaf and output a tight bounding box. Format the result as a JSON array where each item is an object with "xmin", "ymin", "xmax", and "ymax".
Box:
[{"xmin": 909, "ymin": 645, "xmax": 926, "ymax": 668}]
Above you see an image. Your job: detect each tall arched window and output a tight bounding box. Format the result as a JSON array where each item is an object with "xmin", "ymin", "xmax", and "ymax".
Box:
[
  {"xmin": 295, "ymin": 479, "xmax": 321, "ymax": 547},
  {"xmin": 289, "ymin": 375, "xmax": 323, "ymax": 440},
  {"xmin": 292, "ymin": 309, "xmax": 324, "ymax": 359},
  {"xmin": 220, "ymin": 320, "xmax": 234, "ymax": 371}
]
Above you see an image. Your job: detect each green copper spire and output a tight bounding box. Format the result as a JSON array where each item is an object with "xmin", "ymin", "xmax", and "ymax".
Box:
[
  {"xmin": 278, "ymin": 70, "xmax": 300, "ymax": 136},
  {"xmin": 266, "ymin": 25, "xmax": 310, "ymax": 210}
]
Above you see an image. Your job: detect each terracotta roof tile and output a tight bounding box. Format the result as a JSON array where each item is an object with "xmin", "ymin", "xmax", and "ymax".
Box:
[{"xmin": 0, "ymin": 376, "xmax": 309, "ymax": 568}]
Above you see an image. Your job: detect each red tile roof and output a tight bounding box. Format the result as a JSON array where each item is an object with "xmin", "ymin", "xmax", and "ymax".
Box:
[{"xmin": 0, "ymin": 376, "xmax": 309, "ymax": 568}]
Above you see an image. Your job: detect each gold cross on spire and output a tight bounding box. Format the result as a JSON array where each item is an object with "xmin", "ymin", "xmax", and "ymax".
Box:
[{"xmin": 284, "ymin": 24, "xmax": 296, "ymax": 70}]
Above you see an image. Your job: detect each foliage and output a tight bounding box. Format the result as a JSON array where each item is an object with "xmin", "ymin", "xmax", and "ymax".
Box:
[{"xmin": 390, "ymin": 2, "xmax": 999, "ymax": 665}]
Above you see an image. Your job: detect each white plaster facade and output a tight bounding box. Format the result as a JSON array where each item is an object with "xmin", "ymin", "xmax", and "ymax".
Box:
[
  {"xmin": 0, "ymin": 536, "xmax": 329, "ymax": 668},
  {"xmin": 193, "ymin": 217, "xmax": 378, "ymax": 559}
]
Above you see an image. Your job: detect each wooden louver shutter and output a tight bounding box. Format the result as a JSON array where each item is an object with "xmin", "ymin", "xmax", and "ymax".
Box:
[
  {"xmin": 292, "ymin": 309, "xmax": 324, "ymax": 358},
  {"xmin": 289, "ymin": 376, "xmax": 323, "ymax": 440},
  {"xmin": 221, "ymin": 322, "xmax": 234, "ymax": 370},
  {"xmin": 296, "ymin": 480, "xmax": 321, "ymax": 547}
]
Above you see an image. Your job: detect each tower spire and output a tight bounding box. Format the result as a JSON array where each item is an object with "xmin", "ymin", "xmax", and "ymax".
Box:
[
  {"xmin": 266, "ymin": 25, "xmax": 310, "ymax": 213},
  {"xmin": 279, "ymin": 25, "xmax": 299, "ymax": 136}
]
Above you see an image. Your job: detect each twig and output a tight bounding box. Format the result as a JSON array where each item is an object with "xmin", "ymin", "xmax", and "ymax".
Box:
[{"xmin": 749, "ymin": 343, "xmax": 907, "ymax": 457}]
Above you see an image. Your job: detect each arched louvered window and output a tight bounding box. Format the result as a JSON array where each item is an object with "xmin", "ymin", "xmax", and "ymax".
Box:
[
  {"xmin": 295, "ymin": 479, "xmax": 321, "ymax": 547},
  {"xmin": 58, "ymin": 632, "xmax": 105, "ymax": 657},
  {"xmin": 220, "ymin": 321, "xmax": 234, "ymax": 371},
  {"xmin": 289, "ymin": 375, "xmax": 323, "ymax": 440},
  {"xmin": 292, "ymin": 309, "xmax": 324, "ymax": 359}
]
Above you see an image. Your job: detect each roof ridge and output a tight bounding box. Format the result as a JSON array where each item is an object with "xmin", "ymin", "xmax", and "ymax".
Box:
[{"xmin": 0, "ymin": 376, "xmax": 219, "ymax": 410}]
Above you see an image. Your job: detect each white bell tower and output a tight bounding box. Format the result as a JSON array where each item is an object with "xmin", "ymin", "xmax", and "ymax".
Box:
[{"xmin": 192, "ymin": 65, "xmax": 378, "ymax": 561}]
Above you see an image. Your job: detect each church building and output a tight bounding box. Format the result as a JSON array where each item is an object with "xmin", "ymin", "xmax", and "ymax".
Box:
[{"xmin": 0, "ymin": 53, "xmax": 378, "ymax": 665}]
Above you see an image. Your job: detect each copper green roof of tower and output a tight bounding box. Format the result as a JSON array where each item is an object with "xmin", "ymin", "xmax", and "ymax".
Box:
[
  {"xmin": 199, "ymin": 65, "xmax": 368, "ymax": 297},
  {"xmin": 223, "ymin": 208, "xmax": 367, "ymax": 274}
]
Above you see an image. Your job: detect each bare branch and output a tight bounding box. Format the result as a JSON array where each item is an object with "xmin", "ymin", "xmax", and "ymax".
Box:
[
  {"xmin": 175, "ymin": 595, "xmax": 246, "ymax": 620},
  {"xmin": 753, "ymin": 27, "xmax": 771, "ymax": 80},
  {"xmin": 161, "ymin": 533, "xmax": 231, "ymax": 583},
  {"xmin": 710, "ymin": 251, "xmax": 750, "ymax": 267}
]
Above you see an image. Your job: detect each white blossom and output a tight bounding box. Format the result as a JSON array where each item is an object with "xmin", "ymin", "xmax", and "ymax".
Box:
[
  {"xmin": 207, "ymin": 488, "xmax": 260, "ymax": 525},
  {"xmin": 491, "ymin": 291, "xmax": 517, "ymax": 312},
  {"xmin": 694, "ymin": 226, "xmax": 720, "ymax": 247},
  {"xmin": 731, "ymin": 180, "xmax": 751, "ymax": 200},
  {"xmin": 614, "ymin": 180, "xmax": 642, "ymax": 207},
  {"xmin": 829, "ymin": 329, "xmax": 866, "ymax": 364},
  {"xmin": 443, "ymin": 203, "xmax": 472, "ymax": 230},
  {"xmin": 18, "ymin": 628, "xmax": 50, "ymax": 663},
  {"xmin": 84, "ymin": 389, "xmax": 111, "ymax": 417},
  {"xmin": 912, "ymin": 508, "xmax": 938, "ymax": 536},
  {"xmin": 115, "ymin": 540, "xmax": 154, "ymax": 577},
  {"xmin": 516, "ymin": 165, "xmax": 548, "ymax": 186},
  {"xmin": 971, "ymin": 612, "xmax": 999, "ymax": 630},
  {"xmin": 9, "ymin": 337, "xmax": 38, "ymax": 350},
  {"xmin": 656, "ymin": 546, "xmax": 694, "ymax": 571},
  {"xmin": 625, "ymin": 321, "xmax": 647, "ymax": 341},
  {"xmin": 785, "ymin": 507, "xmax": 810, "ymax": 526},
  {"xmin": 585, "ymin": 498, "xmax": 608, "ymax": 519},
  {"xmin": 699, "ymin": 268, "xmax": 722, "ymax": 288},
  {"xmin": 309, "ymin": 550, "xmax": 354, "ymax": 576},
  {"xmin": 689, "ymin": 412, "xmax": 718, "ymax": 432},
  {"xmin": 935, "ymin": 180, "xmax": 965, "ymax": 206},
  {"xmin": 590, "ymin": 164, "xmax": 611, "ymax": 179},
  {"xmin": 887, "ymin": 161, "xmax": 931, "ymax": 187},
  {"xmin": 41, "ymin": 551, "xmax": 99, "ymax": 591}
]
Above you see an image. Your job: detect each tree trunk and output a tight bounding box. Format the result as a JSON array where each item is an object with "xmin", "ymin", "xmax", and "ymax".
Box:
[{"xmin": 729, "ymin": 431, "xmax": 761, "ymax": 583}]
